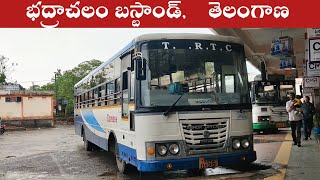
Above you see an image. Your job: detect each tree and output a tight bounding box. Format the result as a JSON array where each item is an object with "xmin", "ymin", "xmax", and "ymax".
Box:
[
  {"xmin": 0, "ymin": 55, "xmax": 18, "ymax": 84},
  {"xmin": 0, "ymin": 73, "xmax": 6, "ymax": 84},
  {"xmin": 29, "ymin": 84, "xmax": 41, "ymax": 90},
  {"xmin": 40, "ymin": 59, "xmax": 103, "ymax": 115}
]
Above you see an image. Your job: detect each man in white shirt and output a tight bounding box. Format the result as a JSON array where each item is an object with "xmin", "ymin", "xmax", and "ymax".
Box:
[{"xmin": 286, "ymin": 92, "xmax": 303, "ymax": 147}]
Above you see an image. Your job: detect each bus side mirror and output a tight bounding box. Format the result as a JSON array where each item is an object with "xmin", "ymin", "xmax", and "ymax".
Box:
[{"xmin": 136, "ymin": 57, "xmax": 146, "ymax": 80}]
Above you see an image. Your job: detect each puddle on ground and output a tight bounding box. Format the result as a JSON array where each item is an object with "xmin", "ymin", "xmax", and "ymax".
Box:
[
  {"xmin": 254, "ymin": 139, "xmax": 284, "ymax": 144},
  {"xmin": 96, "ymin": 163, "xmax": 277, "ymax": 180}
]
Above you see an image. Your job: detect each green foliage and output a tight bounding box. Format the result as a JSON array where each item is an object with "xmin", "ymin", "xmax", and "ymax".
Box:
[
  {"xmin": 40, "ymin": 59, "xmax": 103, "ymax": 115},
  {"xmin": 0, "ymin": 73, "xmax": 6, "ymax": 84}
]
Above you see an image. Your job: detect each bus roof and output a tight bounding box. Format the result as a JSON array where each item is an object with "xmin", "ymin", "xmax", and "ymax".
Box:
[
  {"xmin": 74, "ymin": 33, "xmax": 243, "ymax": 87},
  {"xmin": 134, "ymin": 33, "xmax": 243, "ymax": 44}
]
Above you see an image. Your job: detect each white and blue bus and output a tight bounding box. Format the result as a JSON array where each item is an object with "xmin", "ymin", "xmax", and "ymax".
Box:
[{"xmin": 74, "ymin": 33, "xmax": 257, "ymax": 173}]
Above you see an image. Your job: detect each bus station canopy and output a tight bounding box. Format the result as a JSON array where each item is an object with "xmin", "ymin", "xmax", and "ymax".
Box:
[{"xmin": 209, "ymin": 28, "xmax": 306, "ymax": 78}]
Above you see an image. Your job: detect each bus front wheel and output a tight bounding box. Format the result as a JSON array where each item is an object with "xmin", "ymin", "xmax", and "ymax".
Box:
[{"xmin": 111, "ymin": 140, "xmax": 129, "ymax": 174}]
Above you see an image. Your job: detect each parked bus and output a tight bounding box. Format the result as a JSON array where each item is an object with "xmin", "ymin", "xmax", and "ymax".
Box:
[
  {"xmin": 250, "ymin": 74, "xmax": 295, "ymax": 132},
  {"xmin": 74, "ymin": 33, "xmax": 257, "ymax": 173}
]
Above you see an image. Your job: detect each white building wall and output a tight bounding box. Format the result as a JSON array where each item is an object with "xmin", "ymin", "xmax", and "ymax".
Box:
[
  {"xmin": 23, "ymin": 96, "xmax": 52, "ymax": 118},
  {"xmin": 0, "ymin": 96, "xmax": 22, "ymax": 119},
  {"xmin": 0, "ymin": 95, "xmax": 53, "ymax": 120}
]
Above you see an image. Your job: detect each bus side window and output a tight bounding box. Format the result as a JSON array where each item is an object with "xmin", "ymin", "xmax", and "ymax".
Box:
[
  {"xmin": 130, "ymin": 49, "xmax": 135, "ymax": 71},
  {"xmin": 98, "ymin": 86, "xmax": 102, "ymax": 106},
  {"xmin": 76, "ymin": 96, "xmax": 79, "ymax": 109},
  {"xmin": 79, "ymin": 94, "xmax": 82, "ymax": 108},
  {"xmin": 122, "ymin": 71, "xmax": 128, "ymax": 90},
  {"xmin": 131, "ymin": 71, "xmax": 134, "ymax": 101},
  {"xmin": 92, "ymin": 90, "xmax": 95, "ymax": 107},
  {"xmin": 87, "ymin": 92, "xmax": 90, "ymax": 107},
  {"xmin": 129, "ymin": 49, "xmax": 135, "ymax": 101},
  {"xmin": 105, "ymin": 83, "xmax": 108, "ymax": 106},
  {"xmin": 96, "ymin": 88, "xmax": 99, "ymax": 106},
  {"xmin": 81, "ymin": 94, "xmax": 84, "ymax": 108},
  {"xmin": 107, "ymin": 81, "xmax": 114, "ymax": 106},
  {"xmin": 114, "ymin": 78, "xmax": 121, "ymax": 105},
  {"xmin": 122, "ymin": 71, "xmax": 129, "ymax": 117}
]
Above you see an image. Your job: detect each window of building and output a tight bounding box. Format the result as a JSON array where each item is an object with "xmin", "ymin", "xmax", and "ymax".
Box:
[{"xmin": 5, "ymin": 97, "xmax": 22, "ymax": 102}]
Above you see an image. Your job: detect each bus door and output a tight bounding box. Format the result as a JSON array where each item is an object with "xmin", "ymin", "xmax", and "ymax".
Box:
[{"xmin": 120, "ymin": 52, "xmax": 132, "ymax": 130}]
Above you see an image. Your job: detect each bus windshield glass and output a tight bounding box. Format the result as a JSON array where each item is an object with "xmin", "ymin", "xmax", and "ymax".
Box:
[
  {"xmin": 279, "ymin": 84, "xmax": 295, "ymax": 105},
  {"xmin": 139, "ymin": 40, "xmax": 249, "ymax": 109},
  {"xmin": 253, "ymin": 84, "xmax": 278, "ymax": 104},
  {"xmin": 252, "ymin": 81, "xmax": 295, "ymax": 105}
]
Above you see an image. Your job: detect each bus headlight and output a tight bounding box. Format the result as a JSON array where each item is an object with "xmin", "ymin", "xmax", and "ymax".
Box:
[
  {"xmin": 157, "ymin": 145, "xmax": 167, "ymax": 156},
  {"xmin": 232, "ymin": 139, "xmax": 241, "ymax": 149},
  {"xmin": 169, "ymin": 144, "xmax": 179, "ymax": 155},
  {"xmin": 241, "ymin": 139, "xmax": 250, "ymax": 148}
]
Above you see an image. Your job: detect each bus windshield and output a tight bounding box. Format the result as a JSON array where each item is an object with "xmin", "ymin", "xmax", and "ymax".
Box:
[
  {"xmin": 139, "ymin": 40, "xmax": 249, "ymax": 109},
  {"xmin": 252, "ymin": 81, "xmax": 295, "ymax": 105},
  {"xmin": 253, "ymin": 84, "xmax": 278, "ymax": 104},
  {"xmin": 279, "ymin": 84, "xmax": 295, "ymax": 105}
]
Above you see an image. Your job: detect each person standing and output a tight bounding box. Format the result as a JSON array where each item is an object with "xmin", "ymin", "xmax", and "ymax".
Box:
[
  {"xmin": 286, "ymin": 92, "xmax": 303, "ymax": 147},
  {"xmin": 301, "ymin": 96, "xmax": 315, "ymax": 140}
]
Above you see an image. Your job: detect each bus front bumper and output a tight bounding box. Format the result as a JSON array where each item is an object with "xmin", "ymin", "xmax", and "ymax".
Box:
[
  {"xmin": 253, "ymin": 122, "xmax": 277, "ymax": 130},
  {"xmin": 137, "ymin": 151, "xmax": 257, "ymax": 172}
]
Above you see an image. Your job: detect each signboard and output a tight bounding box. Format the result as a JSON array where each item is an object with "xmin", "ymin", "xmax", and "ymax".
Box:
[
  {"xmin": 280, "ymin": 55, "xmax": 296, "ymax": 69},
  {"xmin": 304, "ymin": 77, "xmax": 320, "ymax": 88},
  {"xmin": 306, "ymin": 60, "xmax": 320, "ymax": 76},
  {"xmin": 271, "ymin": 36, "xmax": 294, "ymax": 56},
  {"xmin": 309, "ymin": 38, "xmax": 320, "ymax": 62},
  {"xmin": 302, "ymin": 88, "xmax": 314, "ymax": 94},
  {"xmin": 307, "ymin": 28, "xmax": 320, "ymax": 38}
]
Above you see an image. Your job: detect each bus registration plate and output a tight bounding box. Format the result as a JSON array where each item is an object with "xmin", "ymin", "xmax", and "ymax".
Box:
[
  {"xmin": 199, "ymin": 158, "xmax": 218, "ymax": 169},
  {"xmin": 276, "ymin": 122, "xmax": 286, "ymax": 128}
]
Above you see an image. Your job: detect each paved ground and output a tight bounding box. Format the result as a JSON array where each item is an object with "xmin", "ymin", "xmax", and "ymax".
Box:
[
  {"xmin": 0, "ymin": 125, "xmax": 293, "ymax": 180},
  {"xmin": 285, "ymin": 132, "xmax": 320, "ymax": 180}
]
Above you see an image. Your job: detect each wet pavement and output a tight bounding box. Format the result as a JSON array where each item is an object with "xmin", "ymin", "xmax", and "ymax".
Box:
[
  {"xmin": 285, "ymin": 132, "xmax": 320, "ymax": 180},
  {"xmin": 254, "ymin": 130, "xmax": 288, "ymax": 165},
  {"xmin": 0, "ymin": 125, "xmax": 289, "ymax": 180}
]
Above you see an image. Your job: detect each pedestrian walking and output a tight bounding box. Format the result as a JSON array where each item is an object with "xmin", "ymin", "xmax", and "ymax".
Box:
[
  {"xmin": 286, "ymin": 92, "xmax": 303, "ymax": 147},
  {"xmin": 301, "ymin": 96, "xmax": 315, "ymax": 140}
]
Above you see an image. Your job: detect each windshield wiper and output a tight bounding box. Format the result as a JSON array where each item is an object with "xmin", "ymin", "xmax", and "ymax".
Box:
[{"xmin": 163, "ymin": 93, "xmax": 186, "ymax": 117}]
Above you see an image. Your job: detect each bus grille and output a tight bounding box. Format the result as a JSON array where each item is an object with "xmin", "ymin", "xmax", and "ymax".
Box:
[{"xmin": 180, "ymin": 118, "xmax": 229, "ymax": 155}]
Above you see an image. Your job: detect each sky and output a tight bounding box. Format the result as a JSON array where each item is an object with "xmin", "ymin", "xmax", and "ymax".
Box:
[{"xmin": 0, "ymin": 28, "xmax": 260, "ymax": 88}]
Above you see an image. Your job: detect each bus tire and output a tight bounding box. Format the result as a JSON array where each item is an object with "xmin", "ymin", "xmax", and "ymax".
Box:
[
  {"xmin": 112, "ymin": 140, "xmax": 129, "ymax": 174},
  {"xmin": 83, "ymin": 130, "xmax": 94, "ymax": 151}
]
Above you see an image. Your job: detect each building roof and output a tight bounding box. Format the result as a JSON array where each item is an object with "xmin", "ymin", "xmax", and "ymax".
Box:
[
  {"xmin": 0, "ymin": 90, "xmax": 54, "ymax": 96},
  {"xmin": 0, "ymin": 84, "xmax": 23, "ymax": 91}
]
